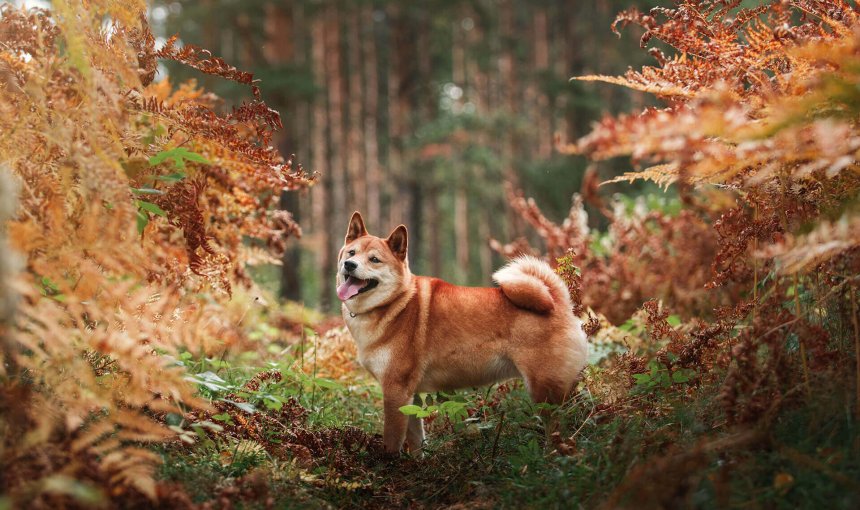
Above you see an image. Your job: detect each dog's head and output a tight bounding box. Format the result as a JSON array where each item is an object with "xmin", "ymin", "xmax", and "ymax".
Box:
[{"xmin": 336, "ymin": 211, "xmax": 410, "ymax": 313}]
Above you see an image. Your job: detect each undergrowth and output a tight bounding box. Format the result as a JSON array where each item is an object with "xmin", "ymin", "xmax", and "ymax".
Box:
[{"xmin": 151, "ymin": 308, "xmax": 858, "ymax": 509}]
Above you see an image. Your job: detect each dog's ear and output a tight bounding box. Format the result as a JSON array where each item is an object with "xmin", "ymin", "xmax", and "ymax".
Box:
[
  {"xmin": 345, "ymin": 211, "xmax": 367, "ymax": 243},
  {"xmin": 386, "ymin": 225, "xmax": 408, "ymax": 261}
]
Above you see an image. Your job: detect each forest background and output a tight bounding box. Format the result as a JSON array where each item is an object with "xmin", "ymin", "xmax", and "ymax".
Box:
[
  {"xmin": 151, "ymin": 0, "xmax": 664, "ymax": 309},
  {"xmin": 3, "ymin": 0, "xmax": 860, "ymax": 507}
]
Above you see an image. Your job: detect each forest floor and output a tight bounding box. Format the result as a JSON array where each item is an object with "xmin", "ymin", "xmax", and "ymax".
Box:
[{"xmin": 153, "ymin": 297, "xmax": 860, "ymax": 509}]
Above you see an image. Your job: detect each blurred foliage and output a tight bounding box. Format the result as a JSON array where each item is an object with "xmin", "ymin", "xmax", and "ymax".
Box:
[
  {"xmin": 0, "ymin": 0, "xmax": 309, "ymax": 505},
  {"xmin": 150, "ymin": 0, "xmax": 665, "ymax": 299}
]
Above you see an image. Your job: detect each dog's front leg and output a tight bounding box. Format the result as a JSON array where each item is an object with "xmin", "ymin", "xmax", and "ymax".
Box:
[
  {"xmin": 381, "ymin": 385, "xmax": 412, "ymax": 455},
  {"xmin": 406, "ymin": 415, "xmax": 425, "ymax": 456}
]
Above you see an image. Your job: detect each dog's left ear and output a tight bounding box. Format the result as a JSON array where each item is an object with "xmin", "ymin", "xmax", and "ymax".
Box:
[
  {"xmin": 345, "ymin": 211, "xmax": 368, "ymax": 243},
  {"xmin": 386, "ymin": 225, "xmax": 408, "ymax": 261}
]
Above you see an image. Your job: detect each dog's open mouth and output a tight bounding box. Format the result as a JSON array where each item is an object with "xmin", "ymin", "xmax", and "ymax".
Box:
[{"xmin": 336, "ymin": 275, "xmax": 379, "ymax": 301}]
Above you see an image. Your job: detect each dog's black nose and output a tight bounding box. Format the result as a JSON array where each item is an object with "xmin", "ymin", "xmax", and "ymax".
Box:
[{"xmin": 343, "ymin": 260, "xmax": 357, "ymax": 272}]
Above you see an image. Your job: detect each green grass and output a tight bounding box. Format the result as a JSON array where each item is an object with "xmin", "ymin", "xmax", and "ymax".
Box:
[{"xmin": 154, "ymin": 333, "xmax": 860, "ymax": 509}]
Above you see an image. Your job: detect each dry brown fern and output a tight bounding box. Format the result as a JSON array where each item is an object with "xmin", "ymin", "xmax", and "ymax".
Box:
[
  {"xmin": 0, "ymin": 1, "xmax": 309, "ymax": 506},
  {"xmin": 499, "ymin": 4, "xmax": 860, "ymax": 477}
]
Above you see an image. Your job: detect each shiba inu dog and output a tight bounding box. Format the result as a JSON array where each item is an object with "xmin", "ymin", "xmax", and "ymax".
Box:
[{"xmin": 336, "ymin": 212, "xmax": 588, "ymax": 455}]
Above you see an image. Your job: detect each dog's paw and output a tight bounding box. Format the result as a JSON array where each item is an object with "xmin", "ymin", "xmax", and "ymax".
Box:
[{"xmin": 381, "ymin": 449, "xmax": 403, "ymax": 462}]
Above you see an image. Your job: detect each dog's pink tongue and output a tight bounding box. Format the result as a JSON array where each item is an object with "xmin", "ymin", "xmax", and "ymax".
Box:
[{"xmin": 337, "ymin": 276, "xmax": 365, "ymax": 301}]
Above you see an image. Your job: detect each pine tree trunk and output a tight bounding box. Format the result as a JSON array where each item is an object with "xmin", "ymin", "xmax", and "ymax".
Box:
[
  {"xmin": 346, "ymin": 7, "xmax": 366, "ymax": 220},
  {"xmin": 310, "ymin": 11, "xmax": 330, "ymax": 309},
  {"xmin": 362, "ymin": 5, "xmax": 381, "ymax": 231},
  {"xmin": 325, "ymin": 5, "xmax": 346, "ymax": 311},
  {"xmin": 387, "ymin": 5, "xmax": 408, "ymax": 229},
  {"xmin": 533, "ymin": 8, "xmax": 552, "ymax": 159}
]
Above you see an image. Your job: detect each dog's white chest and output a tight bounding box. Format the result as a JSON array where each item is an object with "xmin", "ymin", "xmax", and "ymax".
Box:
[{"xmin": 357, "ymin": 345, "xmax": 392, "ymax": 380}]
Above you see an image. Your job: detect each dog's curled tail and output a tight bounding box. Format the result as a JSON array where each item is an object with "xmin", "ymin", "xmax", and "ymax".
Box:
[{"xmin": 492, "ymin": 256, "xmax": 571, "ymax": 314}]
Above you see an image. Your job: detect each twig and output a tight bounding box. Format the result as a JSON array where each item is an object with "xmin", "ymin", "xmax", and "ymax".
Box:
[
  {"xmin": 760, "ymin": 317, "xmax": 800, "ymax": 340},
  {"xmin": 569, "ymin": 389, "xmax": 596, "ymax": 441},
  {"xmin": 814, "ymin": 274, "xmax": 860, "ymax": 305}
]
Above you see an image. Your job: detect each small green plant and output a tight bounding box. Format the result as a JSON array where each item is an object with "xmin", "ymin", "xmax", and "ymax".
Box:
[
  {"xmin": 148, "ymin": 146, "xmax": 210, "ymax": 171},
  {"xmin": 632, "ymin": 358, "xmax": 694, "ymax": 394},
  {"xmin": 130, "ymin": 147, "xmax": 210, "ymax": 234},
  {"xmin": 400, "ymin": 393, "xmax": 469, "ymax": 421}
]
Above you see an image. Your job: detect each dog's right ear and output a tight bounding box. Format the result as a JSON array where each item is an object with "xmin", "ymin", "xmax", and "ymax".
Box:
[{"xmin": 345, "ymin": 211, "xmax": 367, "ymax": 243}]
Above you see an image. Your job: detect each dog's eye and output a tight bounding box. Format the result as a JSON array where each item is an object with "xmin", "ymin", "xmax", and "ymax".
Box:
[
  {"xmin": 348, "ymin": 250, "xmax": 355, "ymax": 257},
  {"xmin": 370, "ymin": 256, "xmax": 380, "ymax": 263}
]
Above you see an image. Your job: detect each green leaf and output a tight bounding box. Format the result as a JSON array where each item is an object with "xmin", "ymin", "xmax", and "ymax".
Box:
[
  {"xmin": 41, "ymin": 475, "xmax": 104, "ymax": 506},
  {"xmin": 136, "ymin": 210, "xmax": 148, "ymax": 235},
  {"xmin": 212, "ymin": 413, "xmax": 233, "ymax": 423},
  {"xmin": 222, "ymin": 399, "xmax": 256, "ymax": 414},
  {"xmin": 165, "ymin": 413, "xmax": 183, "ymax": 426},
  {"xmin": 399, "ymin": 404, "xmax": 423, "ymax": 416},
  {"xmin": 667, "ymin": 315, "xmax": 682, "ymax": 327},
  {"xmin": 154, "ymin": 172, "xmax": 187, "ymax": 183},
  {"xmin": 262, "ymin": 395, "xmax": 283, "ymax": 411},
  {"xmin": 672, "ymin": 371, "xmax": 691, "ymax": 383},
  {"xmin": 136, "ymin": 200, "xmax": 167, "ymax": 217},
  {"xmin": 196, "ymin": 420, "xmax": 224, "ymax": 432},
  {"xmin": 312, "ymin": 378, "xmax": 342, "ymax": 390},
  {"xmin": 40, "ymin": 276, "xmax": 59, "ymax": 293},
  {"xmin": 633, "ymin": 373, "xmax": 651, "ymax": 383},
  {"xmin": 149, "ymin": 147, "xmax": 210, "ymax": 170},
  {"xmin": 618, "ymin": 319, "xmax": 636, "ymax": 332},
  {"xmin": 130, "ymin": 187, "xmax": 164, "ymax": 195},
  {"xmin": 439, "ymin": 401, "xmax": 467, "ymax": 415},
  {"xmin": 184, "ymin": 371, "xmax": 230, "ymax": 392}
]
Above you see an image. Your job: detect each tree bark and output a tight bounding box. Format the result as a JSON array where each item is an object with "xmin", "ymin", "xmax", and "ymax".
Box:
[
  {"xmin": 310, "ymin": 10, "xmax": 330, "ymax": 309},
  {"xmin": 346, "ymin": 6, "xmax": 367, "ymax": 220},
  {"xmin": 362, "ymin": 5, "xmax": 382, "ymax": 231}
]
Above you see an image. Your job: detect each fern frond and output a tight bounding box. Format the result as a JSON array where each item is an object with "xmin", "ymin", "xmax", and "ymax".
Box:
[
  {"xmin": 601, "ymin": 163, "xmax": 679, "ymax": 190},
  {"xmin": 770, "ymin": 213, "xmax": 860, "ymax": 274},
  {"xmin": 574, "ymin": 74, "xmax": 695, "ymax": 98}
]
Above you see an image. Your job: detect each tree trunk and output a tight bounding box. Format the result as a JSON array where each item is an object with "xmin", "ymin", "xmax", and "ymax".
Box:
[
  {"xmin": 263, "ymin": 1, "xmax": 303, "ymax": 302},
  {"xmin": 310, "ymin": 10, "xmax": 330, "ymax": 309},
  {"xmin": 455, "ymin": 181, "xmax": 469, "ymax": 278},
  {"xmin": 346, "ymin": 6, "xmax": 366, "ymax": 221},
  {"xmin": 362, "ymin": 4, "xmax": 382, "ymax": 231},
  {"xmin": 533, "ymin": 8, "xmax": 552, "ymax": 159},
  {"xmin": 387, "ymin": 5, "xmax": 408, "ymax": 229},
  {"xmin": 324, "ymin": 5, "xmax": 346, "ymax": 311}
]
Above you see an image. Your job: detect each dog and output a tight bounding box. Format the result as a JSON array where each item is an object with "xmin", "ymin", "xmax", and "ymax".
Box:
[{"xmin": 336, "ymin": 211, "xmax": 588, "ymax": 455}]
